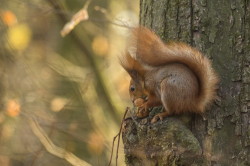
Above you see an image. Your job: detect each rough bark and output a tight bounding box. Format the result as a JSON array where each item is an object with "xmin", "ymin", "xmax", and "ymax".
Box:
[
  {"xmin": 122, "ymin": 0, "xmax": 250, "ymax": 165},
  {"xmin": 122, "ymin": 107, "xmax": 203, "ymax": 166}
]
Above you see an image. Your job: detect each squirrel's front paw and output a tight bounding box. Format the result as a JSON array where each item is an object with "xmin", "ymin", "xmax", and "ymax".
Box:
[
  {"xmin": 136, "ymin": 106, "xmax": 149, "ymax": 118},
  {"xmin": 133, "ymin": 98, "xmax": 149, "ymax": 118}
]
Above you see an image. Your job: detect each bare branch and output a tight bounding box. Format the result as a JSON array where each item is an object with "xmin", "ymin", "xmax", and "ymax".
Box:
[
  {"xmin": 61, "ymin": 0, "xmax": 92, "ymax": 37},
  {"xmin": 29, "ymin": 118, "xmax": 92, "ymax": 166}
]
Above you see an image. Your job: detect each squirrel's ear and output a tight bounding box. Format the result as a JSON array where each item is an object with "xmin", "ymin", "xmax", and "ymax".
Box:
[
  {"xmin": 129, "ymin": 70, "xmax": 138, "ymax": 79},
  {"xmin": 119, "ymin": 51, "xmax": 145, "ymax": 78},
  {"xmin": 129, "ymin": 70, "xmax": 144, "ymax": 85},
  {"xmin": 119, "ymin": 52, "xmax": 132, "ymax": 71}
]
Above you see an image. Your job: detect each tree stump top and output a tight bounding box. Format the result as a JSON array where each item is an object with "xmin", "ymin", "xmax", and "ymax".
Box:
[{"xmin": 122, "ymin": 107, "xmax": 202, "ymax": 166}]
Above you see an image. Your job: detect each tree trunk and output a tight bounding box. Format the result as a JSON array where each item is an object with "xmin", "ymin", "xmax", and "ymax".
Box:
[{"xmin": 122, "ymin": 0, "xmax": 250, "ymax": 165}]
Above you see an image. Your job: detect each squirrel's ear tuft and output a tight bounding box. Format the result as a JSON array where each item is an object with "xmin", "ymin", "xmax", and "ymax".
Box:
[
  {"xmin": 129, "ymin": 70, "xmax": 139, "ymax": 80},
  {"xmin": 118, "ymin": 52, "xmax": 133, "ymax": 72},
  {"xmin": 119, "ymin": 52, "xmax": 146, "ymax": 77}
]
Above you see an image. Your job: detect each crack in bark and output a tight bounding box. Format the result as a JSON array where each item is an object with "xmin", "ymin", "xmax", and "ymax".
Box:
[
  {"xmin": 176, "ymin": 0, "xmax": 180, "ymax": 39},
  {"xmin": 190, "ymin": 0, "xmax": 194, "ymax": 46},
  {"xmin": 163, "ymin": 0, "xmax": 170, "ymax": 41}
]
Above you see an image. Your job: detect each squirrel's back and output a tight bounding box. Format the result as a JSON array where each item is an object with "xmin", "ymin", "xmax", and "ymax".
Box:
[{"xmin": 130, "ymin": 27, "xmax": 219, "ymax": 112}]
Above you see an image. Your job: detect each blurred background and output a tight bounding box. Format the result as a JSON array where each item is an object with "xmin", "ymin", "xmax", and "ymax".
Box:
[{"xmin": 0, "ymin": 0, "xmax": 139, "ymax": 165}]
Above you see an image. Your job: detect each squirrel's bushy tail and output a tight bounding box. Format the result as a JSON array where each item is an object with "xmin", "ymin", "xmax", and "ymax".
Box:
[{"xmin": 130, "ymin": 27, "xmax": 219, "ymax": 112}]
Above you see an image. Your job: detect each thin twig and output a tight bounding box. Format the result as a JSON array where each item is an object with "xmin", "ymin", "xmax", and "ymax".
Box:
[
  {"xmin": 94, "ymin": 6, "xmax": 133, "ymax": 29},
  {"xmin": 108, "ymin": 107, "xmax": 129, "ymax": 166},
  {"xmin": 115, "ymin": 132, "xmax": 121, "ymax": 166},
  {"xmin": 108, "ymin": 133, "xmax": 119, "ymax": 166}
]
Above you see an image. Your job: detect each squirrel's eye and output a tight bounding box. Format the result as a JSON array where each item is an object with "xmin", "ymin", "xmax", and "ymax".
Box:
[{"xmin": 130, "ymin": 85, "xmax": 135, "ymax": 92}]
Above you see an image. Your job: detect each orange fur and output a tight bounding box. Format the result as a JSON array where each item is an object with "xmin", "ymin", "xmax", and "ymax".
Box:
[
  {"xmin": 133, "ymin": 27, "xmax": 218, "ymax": 112},
  {"xmin": 121, "ymin": 27, "xmax": 219, "ymax": 120},
  {"xmin": 119, "ymin": 52, "xmax": 146, "ymax": 78}
]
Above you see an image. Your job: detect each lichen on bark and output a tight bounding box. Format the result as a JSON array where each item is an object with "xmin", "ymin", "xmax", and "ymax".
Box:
[{"xmin": 122, "ymin": 107, "xmax": 203, "ymax": 166}]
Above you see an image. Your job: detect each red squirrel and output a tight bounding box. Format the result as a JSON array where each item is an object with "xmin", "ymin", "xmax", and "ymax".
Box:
[{"xmin": 120, "ymin": 27, "xmax": 219, "ymax": 123}]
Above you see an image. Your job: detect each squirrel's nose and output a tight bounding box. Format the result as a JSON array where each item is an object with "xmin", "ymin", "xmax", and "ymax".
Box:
[{"xmin": 131, "ymin": 97, "xmax": 135, "ymax": 103}]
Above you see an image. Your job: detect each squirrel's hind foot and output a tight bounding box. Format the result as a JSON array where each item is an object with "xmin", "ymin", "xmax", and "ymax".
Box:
[{"xmin": 151, "ymin": 112, "xmax": 169, "ymax": 123}]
